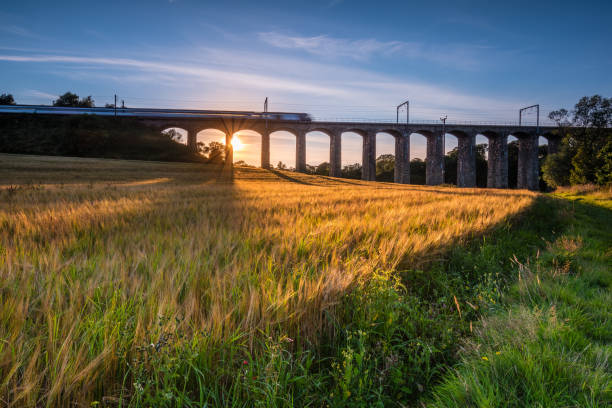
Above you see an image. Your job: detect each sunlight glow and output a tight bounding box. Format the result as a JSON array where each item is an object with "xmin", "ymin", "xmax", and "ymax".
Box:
[{"xmin": 219, "ymin": 136, "xmax": 245, "ymax": 151}]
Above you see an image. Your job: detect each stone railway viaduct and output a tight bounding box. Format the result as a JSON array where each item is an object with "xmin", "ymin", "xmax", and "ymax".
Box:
[{"xmin": 142, "ymin": 116, "xmax": 560, "ymax": 191}]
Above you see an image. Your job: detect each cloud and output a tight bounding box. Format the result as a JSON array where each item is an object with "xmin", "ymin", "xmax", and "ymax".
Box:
[
  {"xmin": 24, "ymin": 89, "xmax": 58, "ymax": 100},
  {"xmin": 258, "ymin": 32, "xmax": 405, "ymax": 60},
  {"xmin": 0, "ymin": 54, "xmax": 348, "ymax": 98},
  {"xmin": 258, "ymin": 31, "xmax": 491, "ymax": 70},
  {"xmin": 0, "ymin": 50, "xmax": 530, "ymax": 122}
]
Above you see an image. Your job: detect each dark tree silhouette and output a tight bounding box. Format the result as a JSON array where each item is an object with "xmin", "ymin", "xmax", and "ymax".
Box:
[
  {"xmin": 199, "ymin": 141, "xmax": 225, "ymax": 164},
  {"xmin": 0, "ymin": 93, "xmax": 15, "ymax": 105},
  {"xmin": 53, "ymin": 92, "xmax": 95, "ymax": 108}
]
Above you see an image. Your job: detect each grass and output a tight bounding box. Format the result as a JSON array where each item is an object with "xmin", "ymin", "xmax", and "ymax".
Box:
[
  {"xmin": 427, "ymin": 186, "xmax": 612, "ymax": 407},
  {"xmin": 0, "ymin": 153, "xmax": 608, "ymax": 407}
]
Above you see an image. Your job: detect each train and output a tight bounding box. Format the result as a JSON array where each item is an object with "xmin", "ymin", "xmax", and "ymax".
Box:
[{"xmin": 0, "ymin": 104, "xmax": 312, "ymax": 122}]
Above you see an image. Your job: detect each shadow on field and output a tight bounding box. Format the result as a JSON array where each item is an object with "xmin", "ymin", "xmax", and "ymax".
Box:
[
  {"xmin": 396, "ymin": 195, "xmax": 563, "ymax": 298},
  {"xmin": 265, "ymin": 169, "xmax": 317, "ymax": 186}
]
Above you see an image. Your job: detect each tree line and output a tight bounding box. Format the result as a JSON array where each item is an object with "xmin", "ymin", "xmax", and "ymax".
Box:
[{"xmin": 543, "ymin": 95, "xmax": 611, "ymax": 186}]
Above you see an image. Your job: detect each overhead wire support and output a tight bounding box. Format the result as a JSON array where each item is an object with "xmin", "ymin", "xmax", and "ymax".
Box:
[
  {"xmin": 396, "ymin": 100, "xmax": 409, "ymax": 129},
  {"xmin": 519, "ymin": 104, "xmax": 540, "ymax": 134}
]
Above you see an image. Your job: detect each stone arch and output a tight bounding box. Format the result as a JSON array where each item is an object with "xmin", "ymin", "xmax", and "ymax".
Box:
[
  {"xmin": 232, "ymin": 129, "xmax": 262, "ymax": 166},
  {"xmin": 408, "ymin": 131, "xmax": 430, "ymax": 184},
  {"xmin": 269, "ymin": 130, "xmax": 297, "ymax": 170},
  {"xmin": 340, "ymin": 130, "xmax": 365, "ymax": 179},
  {"xmin": 160, "ymin": 126, "xmax": 189, "ymax": 146},
  {"xmin": 375, "ymin": 131, "xmax": 397, "ymax": 182},
  {"xmin": 305, "ymin": 130, "xmax": 333, "ymax": 175}
]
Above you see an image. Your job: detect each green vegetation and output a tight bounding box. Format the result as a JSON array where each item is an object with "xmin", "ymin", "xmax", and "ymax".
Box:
[
  {"xmin": 52, "ymin": 91, "xmax": 95, "ymax": 108},
  {"xmin": 543, "ymin": 95, "xmax": 612, "ymax": 187},
  {"xmin": 428, "ymin": 185, "xmax": 611, "ymax": 407}
]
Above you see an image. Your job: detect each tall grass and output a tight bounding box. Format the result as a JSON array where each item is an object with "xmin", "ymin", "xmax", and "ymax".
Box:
[{"xmin": 0, "ymin": 154, "xmax": 540, "ymax": 406}]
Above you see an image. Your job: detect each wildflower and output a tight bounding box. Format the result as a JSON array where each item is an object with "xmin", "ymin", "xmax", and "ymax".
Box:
[
  {"xmin": 243, "ymin": 360, "xmax": 248, "ymax": 365},
  {"xmin": 495, "ymin": 351, "xmax": 501, "ymax": 355},
  {"xmin": 482, "ymin": 356, "xmax": 488, "ymax": 361},
  {"xmin": 286, "ymin": 337, "xmax": 293, "ymax": 343}
]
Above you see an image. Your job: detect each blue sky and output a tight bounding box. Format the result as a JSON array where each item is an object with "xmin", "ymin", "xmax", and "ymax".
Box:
[{"xmin": 1, "ymin": 0, "xmax": 611, "ymax": 166}]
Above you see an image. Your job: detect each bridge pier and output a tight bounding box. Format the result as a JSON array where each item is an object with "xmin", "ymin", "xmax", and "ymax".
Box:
[
  {"xmin": 426, "ymin": 132, "xmax": 444, "ymax": 185},
  {"xmin": 517, "ymin": 134, "xmax": 539, "ymax": 190},
  {"xmin": 487, "ymin": 134, "xmax": 508, "ymax": 188},
  {"xmin": 296, "ymin": 130, "xmax": 306, "ymax": 172},
  {"xmin": 330, "ymin": 132, "xmax": 342, "ymax": 177},
  {"xmin": 187, "ymin": 128, "xmax": 198, "ymax": 152},
  {"xmin": 457, "ymin": 134, "xmax": 476, "ymax": 187},
  {"xmin": 395, "ymin": 133, "xmax": 410, "ymax": 184},
  {"xmin": 225, "ymin": 132, "xmax": 234, "ymax": 167},
  {"xmin": 362, "ymin": 131, "xmax": 376, "ymax": 181},
  {"xmin": 261, "ymin": 131, "xmax": 271, "ymax": 169}
]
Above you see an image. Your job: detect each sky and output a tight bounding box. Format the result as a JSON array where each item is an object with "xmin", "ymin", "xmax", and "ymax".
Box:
[{"xmin": 1, "ymin": 0, "xmax": 611, "ymax": 166}]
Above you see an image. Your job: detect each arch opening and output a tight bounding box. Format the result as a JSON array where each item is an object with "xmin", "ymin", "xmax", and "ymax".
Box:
[
  {"xmin": 196, "ymin": 129, "xmax": 227, "ymax": 164},
  {"xmin": 232, "ymin": 129, "xmax": 261, "ymax": 166},
  {"xmin": 305, "ymin": 131, "xmax": 331, "ymax": 175},
  {"xmin": 341, "ymin": 131, "xmax": 363, "ymax": 179},
  {"xmin": 376, "ymin": 132, "xmax": 396, "ymax": 182},
  {"xmin": 443, "ymin": 133, "xmax": 459, "ymax": 185},
  {"xmin": 270, "ymin": 130, "xmax": 296, "ymax": 170},
  {"xmin": 507, "ymin": 135, "xmax": 519, "ymax": 188},
  {"xmin": 409, "ymin": 132, "xmax": 428, "ymax": 184},
  {"xmin": 474, "ymin": 134, "xmax": 489, "ymax": 187},
  {"xmin": 161, "ymin": 127, "xmax": 188, "ymax": 145}
]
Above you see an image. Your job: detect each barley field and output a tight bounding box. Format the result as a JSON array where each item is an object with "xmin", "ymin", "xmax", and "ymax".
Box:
[{"xmin": 0, "ymin": 153, "xmax": 539, "ymax": 406}]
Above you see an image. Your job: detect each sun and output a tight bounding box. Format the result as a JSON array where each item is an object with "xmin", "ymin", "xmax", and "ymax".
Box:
[
  {"xmin": 220, "ymin": 136, "xmax": 244, "ymax": 151},
  {"xmin": 231, "ymin": 136, "xmax": 244, "ymax": 151}
]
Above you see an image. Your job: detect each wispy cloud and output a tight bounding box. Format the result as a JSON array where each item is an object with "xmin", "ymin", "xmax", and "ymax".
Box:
[
  {"xmin": 23, "ymin": 89, "xmax": 58, "ymax": 100},
  {"xmin": 0, "ymin": 50, "xmax": 528, "ymax": 121},
  {"xmin": 0, "ymin": 54, "xmax": 347, "ymax": 97},
  {"xmin": 258, "ymin": 32, "xmax": 404, "ymax": 60},
  {"xmin": 258, "ymin": 31, "xmax": 491, "ymax": 70}
]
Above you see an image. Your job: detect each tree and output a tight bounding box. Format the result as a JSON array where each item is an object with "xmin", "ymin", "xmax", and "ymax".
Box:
[
  {"xmin": 53, "ymin": 92, "xmax": 95, "ymax": 108},
  {"xmin": 542, "ymin": 149, "xmax": 572, "ymax": 188},
  {"xmin": 277, "ymin": 161, "xmax": 287, "ymax": 170},
  {"xmin": 544, "ymin": 95, "xmax": 611, "ymax": 186},
  {"xmin": 410, "ymin": 158, "xmax": 426, "ymax": 184},
  {"xmin": 376, "ymin": 154, "xmax": 395, "ymax": 181},
  {"xmin": 199, "ymin": 141, "xmax": 225, "ymax": 164},
  {"xmin": 163, "ymin": 129, "xmax": 183, "ymax": 143},
  {"xmin": 0, "ymin": 93, "xmax": 15, "ymax": 105},
  {"xmin": 314, "ymin": 162, "xmax": 330, "ymax": 176},
  {"xmin": 342, "ymin": 163, "xmax": 362, "ymax": 179}
]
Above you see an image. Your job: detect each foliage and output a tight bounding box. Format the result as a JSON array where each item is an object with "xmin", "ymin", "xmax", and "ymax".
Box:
[
  {"xmin": 545, "ymin": 95, "xmax": 612, "ymax": 187},
  {"xmin": 198, "ymin": 141, "xmax": 226, "ymax": 164},
  {"xmin": 163, "ymin": 128, "xmax": 183, "ymax": 143},
  {"xmin": 0, "ymin": 93, "xmax": 15, "ymax": 105},
  {"xmin": 277, "ymin": 161, "xmax": 287, "ymax": 170},
  {"xmin": 376, "ymin": 154, "xmax": 395, "ymax": 181},
  {"xmin": 53, "ymin": 91, "xmax": 95, "ymax": 107},
  {"xmin": 342, "ymin": 163, "xmax": 362, "ymax": 179},
  {"xmin": 428, "ymin": 188, "xmax": 612, "ymax": 407},
  {"xmin": 305, "ymin": 161, "xmax": 330, "ymax": 175}
]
